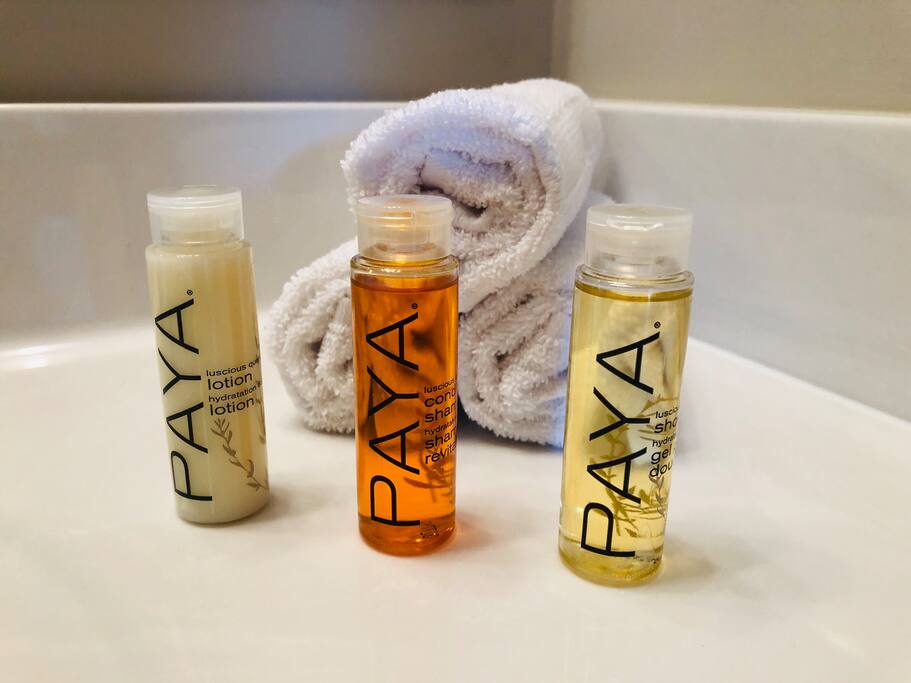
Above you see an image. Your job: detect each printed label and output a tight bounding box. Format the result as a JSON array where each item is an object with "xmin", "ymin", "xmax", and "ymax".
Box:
[
  {"xmin": 352, "ymin": 279, "xmax": 458, "ymax": 530},
  {"xmin": 155, "ymin": 297, "xmax": 212, "ymax": 501},
  {"xmin": 153, "ymin": 288, "xmax": 268, "ymax": 504},
  {"xmin": 560, "ymin": 286, "xmax": 691, "ymax": 557}
]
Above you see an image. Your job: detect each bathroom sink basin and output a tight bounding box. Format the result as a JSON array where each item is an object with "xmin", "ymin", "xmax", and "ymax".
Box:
[{"xmin": 1, "ymin": 322, "xmax": 908, "ymax": 682}]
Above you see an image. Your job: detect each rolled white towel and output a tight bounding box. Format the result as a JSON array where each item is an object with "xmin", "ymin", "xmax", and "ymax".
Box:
[
  {"xmin": 268, "ymin": 239, "xmax": 357, "ymax": 433},
  {"xmin": 270, "ymin": 79, "xmax": 601, "ymax": 435},
  {"xmin": 342, "ymin": 77, "xmax": 602, "ymax": 311},
  {"xmin": 269, "ymin": 194, "xmax": 608, "ymax": 441},
  {"xmin": 458, "ymin": 193, "xmax": 610, "ymax": 446}
]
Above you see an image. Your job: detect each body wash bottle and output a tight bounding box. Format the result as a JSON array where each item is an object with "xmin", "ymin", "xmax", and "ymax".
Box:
[
  {"xmin": 146, "ymin": 186, "xmax": 269, "ymax": 523},
  {"xmin": 350, "ymin": 195, "xmax": 459, "ymax": 555},
  {"xmin": 559, "ymin": 205, "xmax": 693, "ymax": 584}
]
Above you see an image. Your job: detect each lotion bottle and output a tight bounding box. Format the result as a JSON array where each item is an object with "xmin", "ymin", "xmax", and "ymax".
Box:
[{"xmin": 146, "ymin": 186, "xmax": 269, "ymax": 523}]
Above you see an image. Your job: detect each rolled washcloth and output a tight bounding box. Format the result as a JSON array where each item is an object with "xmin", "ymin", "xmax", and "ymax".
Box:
[
  {"xmin": 342, "ymin": 77, "xmax": 602, "ymax": 311},
  {"xmin": 269, "ymin": 78, "xmax": 602, "ymax": 434},
  {"xmin": 268, "ymin": 240, "xmax": 357, "ymax": 432},
  {"xmin": 458, "ymin": 192, "xmax": 609, "ymax": 447}
]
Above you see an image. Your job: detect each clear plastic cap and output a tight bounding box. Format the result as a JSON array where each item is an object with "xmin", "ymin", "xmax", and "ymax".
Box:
[
  {"xmin": 355, "ymin": 195, "xmax": 453, "ymax": 263},
  {"xmin": 147, "ymin": 185, "xmax": 244, "ymax": 244},
  {"xmin": 585, "ymin": 204, "xmax": 692, "ymax": 278}
]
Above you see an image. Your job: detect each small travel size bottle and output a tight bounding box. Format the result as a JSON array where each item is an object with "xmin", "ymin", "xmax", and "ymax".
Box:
[
  {"xmin": 350, "ymin": 195, "xmax": 459, "ymax": 555},
  {"xmin": 559, "ymin": 204, "xmax": 694, "ymax": 584},
  {"xmin": 146, "ymin": 186, "xmax": 269, "ymax": 523}
]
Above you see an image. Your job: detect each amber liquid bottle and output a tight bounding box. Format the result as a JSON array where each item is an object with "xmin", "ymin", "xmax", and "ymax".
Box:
[{"xmin": 350, "ymin": 195, "xmax": 459, "ymax": 555}]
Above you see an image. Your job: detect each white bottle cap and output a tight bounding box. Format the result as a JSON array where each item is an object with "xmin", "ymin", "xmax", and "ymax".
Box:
[
  {"xmin": 585, "ymin": 204, "xmax": 692, "ymax": 278},
  {"xmin": 147, "ymin": 185, "xmax": 244, "ymax": 244},
  {"xmin": 355, "ymin": 195, "xmax": 453, "ymax": 263}
]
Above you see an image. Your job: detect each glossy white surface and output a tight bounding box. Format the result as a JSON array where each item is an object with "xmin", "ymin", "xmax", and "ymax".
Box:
[{"xmin": 1, "ymin": 324, "xmax": 909, "ymax": 682}]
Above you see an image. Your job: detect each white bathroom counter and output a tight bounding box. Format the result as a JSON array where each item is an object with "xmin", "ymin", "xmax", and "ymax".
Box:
[{"xmin": 1, "ymin": 323, "xmax": 909, "ymax": 682}]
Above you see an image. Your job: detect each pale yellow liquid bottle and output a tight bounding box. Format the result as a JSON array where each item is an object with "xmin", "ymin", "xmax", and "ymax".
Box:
[
  {"xmin": 559, "ymin": 205, "xmax": 693, "ymax": 585},
  {"xmin": 145, "ymin": 186, "xmax": 269, "ymax": 523}
]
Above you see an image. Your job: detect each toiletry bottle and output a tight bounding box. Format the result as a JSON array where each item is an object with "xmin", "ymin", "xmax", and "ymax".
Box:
[
  {"xmin": 146, "ymin": 186, "xmax": 269, "ymax": 523},
  {"xmin": 559, "ymin": 205, "xmax": 693, "ymax": 584},
  {"xmin": 350, "ymin": 195, "xmax": 459, "ymax": 555}
]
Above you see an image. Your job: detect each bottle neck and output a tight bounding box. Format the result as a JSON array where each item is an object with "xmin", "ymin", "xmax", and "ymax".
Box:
[
  {"xmin": 352, "ymin": 253, "xmax": 459, "ymax": 282},
  {"xmin": 153, "ymin": 228, "xmax": 240, "ymax": 246},
  {"xmin": 577, "ymin": 263, "xmax": 694, "ymax": 294},
  {"xmin": 584, "ymin": 249, "xmax": 688, "ymax": 280},
  {"xmin": 357, "ymin": 249, "xmax": 451, "ymax": 268}
]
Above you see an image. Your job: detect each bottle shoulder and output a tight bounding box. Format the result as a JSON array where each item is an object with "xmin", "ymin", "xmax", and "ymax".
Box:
[
  {"xmin": 575, "ymin": 265, "xmax": 694, "ymax": 301},
  {"xmin": 351, "ymin": 255, "xmax": 458, "ymax": 293},
  {"xmin": 146, "ymin": 239, "xmax": 250, "ymax": 259},
  {"xmin": 351, "ymin": 254, "xmax": 459, "ymax": 280}
]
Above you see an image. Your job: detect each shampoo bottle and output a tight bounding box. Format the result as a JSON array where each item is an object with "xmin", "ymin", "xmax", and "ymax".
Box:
[
  {"xmin": 350, "ymin": 195, "xmax": 459, "ymax": 555},
  {"xmin": 559, "ymin": 204, "xmax": 693, "ymax": 584},
  {"xmin": 146, "ymin": 186, "xmax": 269, "ymax": 523}
]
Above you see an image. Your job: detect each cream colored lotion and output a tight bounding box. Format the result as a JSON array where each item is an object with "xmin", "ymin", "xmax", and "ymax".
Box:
[{"xmin": 145, "ymin": 186, "xmax": 269, "ymax": 523}]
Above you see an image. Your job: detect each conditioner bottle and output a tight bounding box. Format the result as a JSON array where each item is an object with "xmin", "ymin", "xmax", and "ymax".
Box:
[{"xmin": 350, "ymin": 195, "xmax": 459, "ymax": 555}]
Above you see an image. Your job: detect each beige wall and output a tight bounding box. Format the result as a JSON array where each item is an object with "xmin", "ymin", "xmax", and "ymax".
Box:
[
  {"xmin": 552, "ymin": 0, "xmax": 911, "ymax": 112},
  {"xmin": 1, "ymin": 0, "xmax": 553, "ymax": 102},
  {"xmin": 5, "ymin": 0, "xmax": 909, "ymax": 111}
]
